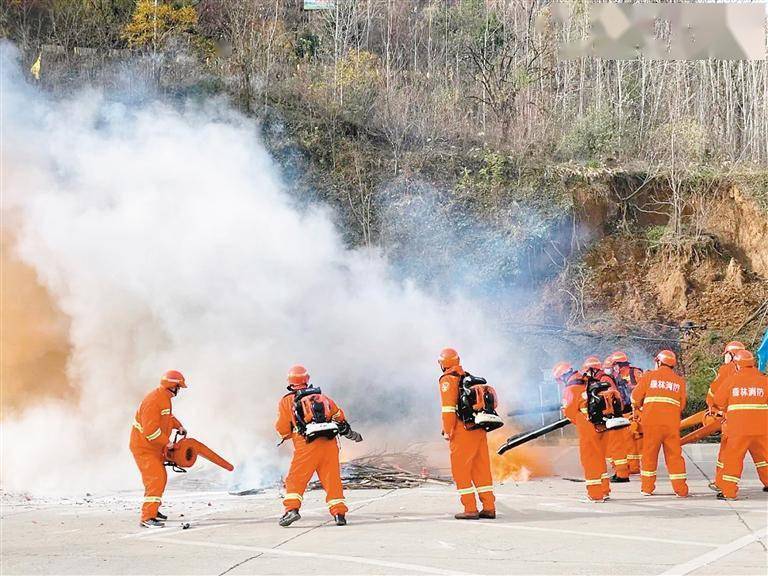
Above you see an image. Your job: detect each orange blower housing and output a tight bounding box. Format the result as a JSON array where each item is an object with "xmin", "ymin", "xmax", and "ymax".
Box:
[
  {"xmin": 680, "ymin": 411, "xmax": 722, "ymax": 446},
  {"xmin": 166, "ymin": 437, "xmax": 234, "ymax": 472}
]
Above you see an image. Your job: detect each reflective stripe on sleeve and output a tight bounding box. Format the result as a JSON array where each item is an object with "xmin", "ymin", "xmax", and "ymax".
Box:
[
  {"xmin": 283, "ymin": 493, "xmax": 303, "ymax": 502},
  {"xmin": 132, "ymin": 420, "xmax": 144, "ymax": 433},
  {"xmin": 754, "ymin": 461, "xmax": 767, "ymax": 468},
  {"xmin": 327, "ymin": 499, "xmax": 346, "ymax": 507},
  {"xmin": 727, "ymin": 404, "xmax": 768, "ymax": 412},
  {"xmin": 627, "ymin": 454, "xmax": 641, "ymax": 460},
  {"xmin": 721, "ymin": 475, "xmax": 740, "ymax": 484},
  {"xmin": 613, "ymin": 459, "xmax": 628, "ymax": 465},
  {"xmin": 585, "ymin": 478, "xmax": 603, "ymax": 486},
  {"xmin": 640, "ymin": 470, "xmax": 657, "ymax": 477},
  {"xmin": 579, "ymin": 408, "xmax": 588, "ymax": 414},
  {"xmin": 716, "ymin": 461, "xmax": 724, "ymax": 469},
  {"xmin": 476, "ymin": 485, "xmax": 494, "ymax": 493},
  {"xmin": 668, "ymin": 473, "xmax": 687, "ymax": 480},
  {"xmin": 146, "ymin": 428, "xmax": 162, "ymax": 441},
  {"xmin": 143, "ymin": 496, "xmax": 162, "ymax": 503},
  {"xmin": 160, "ymin": 408, "xmax": 171, "ymax": 415},
  {"xmin": 457, "ymin": 487, "xmax": 476, "ymax": 495},
  {"xmin": 644, "ymin": 396, "xmax": 681, "ymax": 407},
  {"xmin": 442, "ymin": 406, "xmax": 457, "ymax": 413}
]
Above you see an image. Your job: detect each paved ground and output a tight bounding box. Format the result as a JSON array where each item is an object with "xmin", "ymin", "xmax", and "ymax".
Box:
[{"xmin": 2, "ymin": 444, "xmax": 766, "ymax": 575}]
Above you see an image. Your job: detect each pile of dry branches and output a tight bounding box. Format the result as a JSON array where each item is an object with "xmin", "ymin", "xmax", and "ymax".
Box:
[{"xmin": 308, "ymin": 450, "xmax": 452, "ymax": 491}]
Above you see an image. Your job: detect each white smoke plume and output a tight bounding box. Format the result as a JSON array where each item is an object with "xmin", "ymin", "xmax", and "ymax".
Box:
[{"xmin": 1, "ymin": 43, "xmax": 524, "ymax": 495}]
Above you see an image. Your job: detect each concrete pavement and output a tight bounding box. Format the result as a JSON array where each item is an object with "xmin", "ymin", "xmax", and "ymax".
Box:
[{"xmin": 2, "ymin": 445, "xmax": 766, "ymax": 575}]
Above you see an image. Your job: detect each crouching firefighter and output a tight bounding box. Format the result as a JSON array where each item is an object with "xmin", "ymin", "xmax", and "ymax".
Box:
[
  {"xmin": 276, "ymin": 365, "xmax": 363, "ymax": 527},
  {"xmin": 129, "ymin": 370, "xmax": 188, "ymax": 528},
  {"xmin": 438, "ymin": 348, "xmax": 503, "ymax": 520}
]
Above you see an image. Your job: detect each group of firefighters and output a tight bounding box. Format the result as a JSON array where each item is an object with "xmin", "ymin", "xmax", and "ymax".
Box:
[
  {"xmin": 553, "ymin": 341, "xmax": 768, "ymax": 502},
  {"xmin": 129, "ymin": 342, "xmax": 767, "ymax": 528}
]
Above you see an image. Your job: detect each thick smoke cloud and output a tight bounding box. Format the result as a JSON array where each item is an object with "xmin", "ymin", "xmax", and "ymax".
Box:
[{"xmin": 1, "ymin": 43, "xmax": 523, "ymax": 494}]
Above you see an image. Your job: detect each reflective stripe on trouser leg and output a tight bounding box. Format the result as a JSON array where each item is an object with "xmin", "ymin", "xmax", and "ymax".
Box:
[
  {"xmin": 316, "ymin": 439, "xmax": 348, "ymax": 516},
  {"xmin": 450, "ymin": 429, "xmax": 482, "ymax": 513},
  {"xmin": 607, "ymin": 429, "xmax": 630, "ymax": 479},
  {"xmin": 722, "ymin": 435, "xmax": 761, "ymax": 498},
  {"xmin": 640, "ymin": 425, "xmax": 663, "ymax": 494},
  {"xmin": 577, "ymin": 424, "xmax": 608, "ymax": 500},
  {"xmin": 471, "ymin": 432, "xmax": 495, "ymax": 512},
  {"xmin": 661, "ymin": 428, "xmax": 688, "ymax": 496},
  {"xmin": 283, "ymin": 440, "xmax": 320, "ymax": 512},
  {"xmin": 715, "ymin": 435, "xmax": 728, "ymax": 485},
  {"xmin": 132, "ymin": 450, "xmax": 167, "ymax": 521}
]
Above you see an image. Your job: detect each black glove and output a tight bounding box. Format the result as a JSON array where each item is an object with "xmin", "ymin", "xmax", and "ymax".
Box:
[{"xmin": 337, "ymin": 421, "xmax": 351, "ymax": 435}]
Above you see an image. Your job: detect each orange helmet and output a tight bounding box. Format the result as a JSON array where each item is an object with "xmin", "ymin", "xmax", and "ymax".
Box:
[
  {"xmin": 438, "ymin": 348, "xmax": 460, "ymax": 371},
  {"xmin": 655, "ymin": 350, "xmax": 677, "ymax": 368},
  {"xmin": 611, "ymin": 351, "xmax": 629, "ymax": 364},
  {"xmin": 724, "ymin": 341, "xmax": 745, "ymax": 356},
  {"xmin": 552, "ymin": 362, "xmax": 573, "ymax": 380},
  {"xmin": 733, "ymin": 349, "xmax": 755, "ymax": 369},
  {"xmin": 287, "ymin": 365, "xmax": 310, "ymax": 387},
  {"xmin": 582, "ymin": 356, "xmax": 602, "ymax": 371},
  {"xmin": 603, "ymin": 356, "xmax": 615, "ymax": 370},
  {"xmin": 160, "ymin": 370, "xmax": 186, "ymax": 389}
]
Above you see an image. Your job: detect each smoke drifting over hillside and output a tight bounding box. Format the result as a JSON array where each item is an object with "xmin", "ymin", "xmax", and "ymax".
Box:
[{"xmin": 1, "ymin": 42, "xmax": 531, "ymax": 494}]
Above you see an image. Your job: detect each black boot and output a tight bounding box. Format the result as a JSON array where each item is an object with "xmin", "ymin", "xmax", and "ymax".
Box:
[
  {"xmin": 140, "ymin": 518, "xmax": 165, "ymax": 528},
  {"xmin": 156, "ymin": 511, "xmax": 168, "ymax": 520},
  {"xmin": 279, "ymin": 510, "xmax": 301, "ymax": 527},
  {"xmin": 763, "ymin": 486, "xmax": 768, "ymax": 493},
  {"xmin": 610, "ymin": 474, "xmax": 630, "ymax": 483},
  {"xmin": 334, "ymin": 514, "xmax": 347, "ymax": 526}
]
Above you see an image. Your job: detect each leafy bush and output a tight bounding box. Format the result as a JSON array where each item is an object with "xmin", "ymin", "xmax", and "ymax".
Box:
[{"xmin": 557, "ymin": 110, "xmax": 617, "ymax": 162}]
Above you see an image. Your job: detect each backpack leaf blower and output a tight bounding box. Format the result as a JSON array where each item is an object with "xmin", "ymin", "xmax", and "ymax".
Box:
[{"xmin": 165, "ymin": 432, "xmax": 235, "ymax": 473}]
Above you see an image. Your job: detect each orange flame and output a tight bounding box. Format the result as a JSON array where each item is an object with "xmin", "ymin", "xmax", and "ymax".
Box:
[{"xmin": 488, "ymin": 428, "xmax": 552, "ymax": 482}]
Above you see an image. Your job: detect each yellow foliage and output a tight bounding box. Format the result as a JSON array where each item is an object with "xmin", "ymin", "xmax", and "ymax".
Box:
[
  {"xmin": 122, "ymin": 1, "xmax": 197, "ymax": 48},
  {"xmin": 336, "ymin": 50, "xmax": 380, "ymax": 89}
]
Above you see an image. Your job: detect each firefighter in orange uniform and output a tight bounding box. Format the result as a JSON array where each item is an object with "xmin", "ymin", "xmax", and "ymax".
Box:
[
  {"xmin": 631, "ymin": 350, "xmax": 689, "ymax": 497},
  {"xmin": 584, "ymin": 356, "xmax": 630, "ymax": 483},
  {"xmin": 712, "ymin": 350, "xmax": 768, "ymax": 499},
  {"xmin": 611, "ymin": 351, "xmax": 644, "ymax": 474},
  {"xmin": 439, "ymin": 348, "xmax": 496, "ymax": 519},
  {"xmin": 707, "ymin": 341, "xmax": 746, "ymax": 489},
  {"xmin": 129, "ymin": 370, "xmax": 188, "ymax": 528},
  {"xmin": 555, "ymin": 362, "xmax": 610, "ymax": 501},
  {"xmin": 276, "ymin": 365, "xmax": 361, "ymax": 527}
]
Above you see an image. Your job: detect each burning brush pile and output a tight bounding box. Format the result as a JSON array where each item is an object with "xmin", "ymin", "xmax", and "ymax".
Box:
[{"xmin": 308, "ymin": 450, "xmax": 452, "ymax": 490}]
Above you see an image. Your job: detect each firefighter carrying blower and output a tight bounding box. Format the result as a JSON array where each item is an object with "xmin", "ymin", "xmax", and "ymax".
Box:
[
  {"xmin": 129, "ymin": 370, "xmax": 188, "ymax": 528},
  {"xmin": 438, "ymin": 348, "xmax": 503, "ymax": 519},
  {"xmin": 276, "ymin": 365, "xmax": 363, "ymax": 527},
  {"xmin": 554, "ymin": 360, "xmax": 629, "ymax": 502}
]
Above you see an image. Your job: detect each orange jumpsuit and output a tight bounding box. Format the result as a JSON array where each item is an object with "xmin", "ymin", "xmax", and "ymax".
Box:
[
  {"xmin": 562, "ymin": 372, "xmax": 609, "ymax": 500},
  {"xmin": 616, "ymin": 365, "xmax": 643, "ymax": 473},
  {"xmin": 440, "ymin": 366, "xmax": 495, "ymax": 514},
  {"xmin": 632, "ymin": 366, "xmax": 688, "ymax": 496},
  {"xmin": 712, "ymin": 367, "xmax": 768, "ymax": 498},
  {"xmin": 276, "ymin": 391, "xmax": 348, "ymax": 517},
  {"xmin": 129, "ymin": 387, "xmax": 183, "ymax": 521},
  {"xmin": 706, "ymin": 362, "xmax": 737, "ymax": 485}
]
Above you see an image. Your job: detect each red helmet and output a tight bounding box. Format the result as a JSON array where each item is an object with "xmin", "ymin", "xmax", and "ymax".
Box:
[
  {"xmin": 582, "ymin": 356, "xmax": 602, "ymax": 371},
  {"xmin": 611, "ymin": 351, "xmax": 629, "ymax": 364},
  {"xmin": 655, "ymin": 350, "xmax": 677, "ymax": 368},
  {"xmin": 724, "ymin": 341, "xmax": 745, "ymax": 356},
  {"xmin": 287, "ymin": 365, "xmax": 310, "ymax": 387},
  {"xmin": 552, "ymin": 362, "xmax": 573, "ymax": 380},
  {"xmin": 438, "ymin": 348, "xmax": 460, "ymax": 371},
  {"xmin": 733, "ymin": 349, "xmax": 755, "ymax": 369},
  {"xmin": 160, "ymin": 370, "xmax": 186, "ymax": 389}
]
